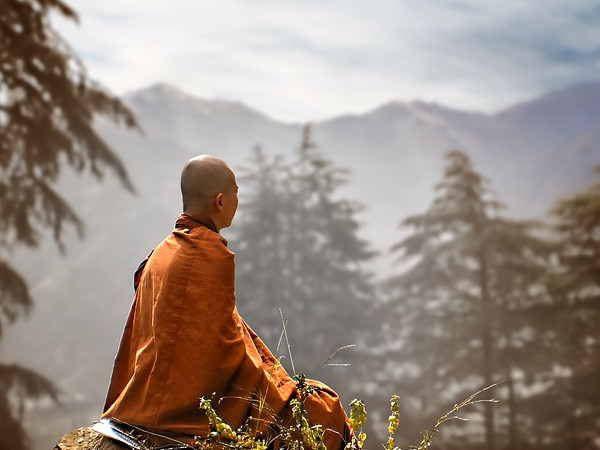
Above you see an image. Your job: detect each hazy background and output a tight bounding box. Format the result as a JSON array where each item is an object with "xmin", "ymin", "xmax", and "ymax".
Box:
[{"xmin": 1, "ymin": 1, "xmax": 599, "ymax": 449}]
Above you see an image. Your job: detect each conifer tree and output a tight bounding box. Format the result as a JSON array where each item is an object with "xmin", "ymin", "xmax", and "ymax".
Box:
[
  {"xmin": 542, "ymin": 166, "xmax": 600, "ymax": 449},
  {"xmin": 234, "ymin": 125, "xmax": 375, "ymax": 377},
  {"xmin": 382, "ymin": 151, "xmax": 550, "ymax": 450},
  {"xmin": 233, "ymin": 146, "xmax": 294, "ymax": 345},
  {"xmin": 0, "ymin": 1, "xmax": 137, "ymax": 448}
]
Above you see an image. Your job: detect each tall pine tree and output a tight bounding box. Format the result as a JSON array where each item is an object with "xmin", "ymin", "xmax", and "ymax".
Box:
[
  {"xmin": 381, "ymin": 151, "xmax": 551, "ymax": 450},
  {"xmin": 542, "ymin": 166, "xmax": 600, "ymax": 449},
  {"xmin": 233, "ymin": 146, "xmax": 293, "ymax": 346},
  {"xmin": 233, "ymin": 125, "xmax": 375, "ymax": 380},
  {"xmin": 0, "ymin": 1, "xmax": 137, "ymax": 448}
]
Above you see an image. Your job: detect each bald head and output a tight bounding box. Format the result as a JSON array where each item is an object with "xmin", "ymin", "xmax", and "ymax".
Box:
[{"xmin": 181, "ymin": 155, "xmax": 236, "ymax": 216}]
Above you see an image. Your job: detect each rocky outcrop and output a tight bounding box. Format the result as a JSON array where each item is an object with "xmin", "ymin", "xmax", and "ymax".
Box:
[{"xmin": 53, "ymin": 427, "xmax": 128, "ymax": 450}]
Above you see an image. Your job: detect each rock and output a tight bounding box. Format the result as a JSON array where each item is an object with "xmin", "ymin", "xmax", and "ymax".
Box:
[{"xmin": 53, "ymin": 426, "xmax": 129, "ymax": 450}]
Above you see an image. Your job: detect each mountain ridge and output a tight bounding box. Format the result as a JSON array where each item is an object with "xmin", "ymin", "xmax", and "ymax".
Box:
[{"xmin": 123, "ymin": 79, "xmax": 600, "ymax": 126}]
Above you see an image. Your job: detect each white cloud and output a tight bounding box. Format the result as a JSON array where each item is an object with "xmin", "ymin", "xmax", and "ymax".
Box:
[{"xmin": 52, "ymin": 0, "xmax": 600, "ymax": 121}]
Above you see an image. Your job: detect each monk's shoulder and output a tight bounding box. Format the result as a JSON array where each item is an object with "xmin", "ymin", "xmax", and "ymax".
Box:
[
  {"xmin": 195, "ymin": 227, "xmax": 235, "ymax": 256},
  {"xmin": 172, "ymin": 226, "xmax": 235, "ymax": 259}
]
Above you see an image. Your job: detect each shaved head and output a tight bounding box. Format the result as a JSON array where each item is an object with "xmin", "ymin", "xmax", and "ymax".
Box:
[{"xmin": 181, "ymin": 155, "xmax": 236, "ymax": 215}]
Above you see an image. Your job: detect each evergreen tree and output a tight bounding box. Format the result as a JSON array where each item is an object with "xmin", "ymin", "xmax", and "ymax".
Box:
[
  {"xmin": 233, "ymin": 125, "xmax": 375, "ymax": 378},
  {"xmin": 541, "ymin": 166, "xmax": 600, "ymax": 449},
  {"xmin": 381, "ymin": 151, "xmax": 551, "ymax": 450},
  {"xmin": 0, "ymin": 1, "xmax": 137, "ymax": 448},
  {"xmin": 233, "ymin": 146, "xmax": 293, "ymax": 346}
]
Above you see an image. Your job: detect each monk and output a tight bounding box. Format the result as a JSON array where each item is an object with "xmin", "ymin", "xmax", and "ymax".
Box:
[{"xmin": 101, "ymin": 155, "xmax": 353, "ymax": 449}]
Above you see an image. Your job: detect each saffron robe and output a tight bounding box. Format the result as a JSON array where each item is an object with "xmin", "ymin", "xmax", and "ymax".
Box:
[{"xmin": 102, "ymin": 215, "xmax": 351, "ymax": 448}]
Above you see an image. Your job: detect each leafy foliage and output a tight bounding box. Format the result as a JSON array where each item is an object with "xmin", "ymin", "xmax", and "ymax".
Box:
[
  {"xmin": 0, "ymin": 363, "xmax": 60, "ymax": 450},
  {"xmin": 0, "ymin": 0, "xmax": 137, "ymax": 251},
  {"xmin": 194, "ymin": 376, "xmax": 497, "ymax": 450},
  {"xmin": 0, "ymin": 0, "xmax": 137, "ymax": 447}
]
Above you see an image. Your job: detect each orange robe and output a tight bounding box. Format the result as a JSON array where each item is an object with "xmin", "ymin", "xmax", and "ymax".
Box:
[{"xmin": 102, "ymin": 214, "xmax": 351, "ymax": 448}]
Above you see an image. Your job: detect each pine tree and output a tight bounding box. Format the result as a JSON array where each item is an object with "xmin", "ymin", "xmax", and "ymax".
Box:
[
  {"xmin": 381, "ymin": 151, "xmax": 551, "ymax": 449},
  {"xmin": 542, "ymin": 166, "xmax": 600, "ymax": 449},
  {"xmin": 233, "ymin": 125, "xmax": 375, "ymax": 378},
  {"xmin": 0, "ymin": 1, "xmax": 137, "ymax": 448},
  {"xmin": 233, "ymin": 145, "xmax": 293, "ymax": 346}
]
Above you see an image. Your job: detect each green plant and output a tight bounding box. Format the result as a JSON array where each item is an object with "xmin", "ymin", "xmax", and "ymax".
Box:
[{"xmin": 196, "ymin": 380, "xmax": 499, "ymax": 450}]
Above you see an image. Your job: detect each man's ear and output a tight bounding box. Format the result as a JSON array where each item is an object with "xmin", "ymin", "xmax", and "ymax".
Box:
[{"xmin": 216, "ymin": 192, "xmax": 224, "ymax": 209}]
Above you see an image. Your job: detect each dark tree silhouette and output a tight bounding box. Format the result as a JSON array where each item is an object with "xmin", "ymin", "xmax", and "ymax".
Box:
[{"xmin": 0, "ymin": 1, "xmax": 137, "ymax": 448}]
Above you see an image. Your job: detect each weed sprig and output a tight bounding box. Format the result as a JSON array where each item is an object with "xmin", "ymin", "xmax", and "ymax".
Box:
[{"xmin": 196, "ymin": 380, "xmax": 499, "ymax": 450}]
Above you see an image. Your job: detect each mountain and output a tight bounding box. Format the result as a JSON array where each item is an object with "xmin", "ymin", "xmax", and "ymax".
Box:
[
  {"xmin": 124, "ymin": 83, "xmax": 300, "ymax": 163},
  {"xmin": 2, "ymin": 81, "xmax": 599, "ymax": 449}
]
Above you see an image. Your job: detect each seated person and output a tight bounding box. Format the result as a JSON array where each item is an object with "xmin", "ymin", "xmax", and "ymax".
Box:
[{"xmin": 101, "ymin": 155, "xmax": 352, "ymax": 449}]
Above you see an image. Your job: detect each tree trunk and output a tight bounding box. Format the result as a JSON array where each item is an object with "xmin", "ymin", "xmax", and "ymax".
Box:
[
  {"xmin": 479, "ymin": 247, "xmax": 495, "ymax": 450},
  {"xmin": 507, "ymin": 368, "xmax": 518, "ymax": 450}
]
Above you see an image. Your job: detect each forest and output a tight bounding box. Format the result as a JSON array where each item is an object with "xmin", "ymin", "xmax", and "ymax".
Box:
[{"xmin": 231, "ymin": 126, "xmax": 599, "ymax": 450}]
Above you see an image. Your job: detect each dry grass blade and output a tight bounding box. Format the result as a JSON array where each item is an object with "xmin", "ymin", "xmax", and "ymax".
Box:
[
  {"xmin": 316, "ymin": 344, "xmax": 356, "ymax": 378},
  {"xmin": 279, "ymin": 308, "xmax": 296, "ymax": 376},
  {"xmin": 409, "ymin": 381, "xmax": 503, "ymax": 450}
]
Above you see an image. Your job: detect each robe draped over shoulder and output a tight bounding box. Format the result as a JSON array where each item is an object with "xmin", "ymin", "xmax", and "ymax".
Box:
[{"xmin": 102, "ymin": 215, "xmax": 351, "ymax": 448}]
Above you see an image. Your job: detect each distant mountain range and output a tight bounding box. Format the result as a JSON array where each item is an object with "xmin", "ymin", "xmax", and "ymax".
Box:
[
  {"xmin": 3, "ymin": 80, "xmax": 599, "ymax": 449},
  {"xmin": 123, "ymin": 80, "xmax": 600, "ymax": 244}
]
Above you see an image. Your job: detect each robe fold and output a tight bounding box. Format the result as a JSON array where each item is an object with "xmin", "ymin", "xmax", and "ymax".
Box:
[{"xmin": 102, "ymin": 214, "xmax": 351, "ymax": 449}]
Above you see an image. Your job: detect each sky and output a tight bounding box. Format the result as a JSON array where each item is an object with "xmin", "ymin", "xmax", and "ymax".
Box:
[{"xmin": 54, "ymin": 0, "xmax": 600, "ymax": 122}]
